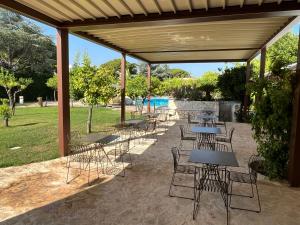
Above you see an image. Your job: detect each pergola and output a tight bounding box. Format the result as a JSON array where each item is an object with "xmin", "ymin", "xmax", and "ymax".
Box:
[{"xmin": 1, "ymin": 0, "xmax": 300, "ymax": 186}]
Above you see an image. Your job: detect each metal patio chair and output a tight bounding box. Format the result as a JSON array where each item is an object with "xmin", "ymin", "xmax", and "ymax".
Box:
[
  {"xmin": 228, "ymin": 154, "xmax": 262, "ymax": 213},
  {"xmin": 193, "ymin": 166, "xmax": 230, "ymax": 225},
  {"xmin": 108, "ymin": 133, "xmax": 133, "ymax": 177},
  {"xmin": 179, "ymin": 124, "xmax": 196, "ymax": 148},
  {"xmin": 168, "ymin": 146, "xmax": 195, "ymax": 200},
  {"xmin": 66, "ymin": 143, "xmax": 101, "ymax": 185},
  {"xmin": 216, "ymin": 127, "xmax": 235, "ymax": 151}
]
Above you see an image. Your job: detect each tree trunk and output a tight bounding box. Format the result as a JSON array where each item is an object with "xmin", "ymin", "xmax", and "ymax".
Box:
[
  {"xmin": 12, "ymin": 92, "xmax": 18, "ymax": 116},
  {"xmin": 3, "ymin": 118, "xmax": 8, "ymax": 127},
  {"xmin": 54, "ymin": 90, "xmax": 57, "ymax": 102},
  {"xmin": 87, "ymin": 105, "xmax": 93, "ymax": 134},
  {"xmin": 205, "ymin": 91, "xmax": 211, "ymax": 101}
]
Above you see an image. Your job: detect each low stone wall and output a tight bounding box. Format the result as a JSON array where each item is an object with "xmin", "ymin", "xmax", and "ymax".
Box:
[{"xmin": 168, "ymin": 99, "xmax": 240, "ymax": 122}]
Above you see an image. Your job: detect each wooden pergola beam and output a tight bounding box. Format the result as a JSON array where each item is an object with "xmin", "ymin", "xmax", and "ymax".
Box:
[
  {"xmin": 289, "ymin": 26, "xmax": 300, "ymax": 187},
  {"xmin": 131, "ymin": 48, "xmax": 259, "ymax": 54},
  {"xmin": 56, "ymin": 28, "xmax": 70, "ymax": 157},
  {"xmin": 151, "ymin": 59, "xmax": 247, "ymax": 64},
  {"xmin": 243, "ymin": 60, "xmax": 251, "ymax": 117},
  {"xmin": 259, "ymin": 47, "xmax": 266, "ymax": 79}
]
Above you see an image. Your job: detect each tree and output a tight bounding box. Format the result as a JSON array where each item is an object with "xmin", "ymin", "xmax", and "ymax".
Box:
[
  {"xmin": 72, "ymin": 54, "xmax": 116, "ymax": 133},
  {"xmin": 150, "ymin": 76, "xmax": 161, "ymax": 96},
  {"xmin": 0, "ymin": 9, "xmax": 56, "ymax": 101},
  {"xmin": 217, "ymin": 65, "xmax": 246, "ymax": 102},
  {"xmin": 169, "ymin": 68, "xmax": 191, "ymax": 78},
  {"xmin": 138, "ymin": 63, "xmax": 171, "ymax": 80},
  {"xmin": 246, "ymin": 32, "xmax": 299, "ymax": 179},
  {"xmin": 0, "ymin": 98, "xmax": 11, "ymax": 127},
  {"xmin": 100, "ymin": 59, "xmax": 137, "ymax": 80},
  {"xmin": 197, "ymin": 71, "xmax": 218, "ymax": 100},
  {"xmin": 0, "ymin": 67, "xmax": 32, "ymax": 114},
  {"xmin": 46, "ymin": 73, "xmax": 58, "ymax": 101},
  {"xmin": 126, "ymin": 75, "xmax": 148, "ymax": 100}
]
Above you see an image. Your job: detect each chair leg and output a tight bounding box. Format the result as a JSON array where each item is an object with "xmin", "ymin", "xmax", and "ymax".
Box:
[
  {"xmin": 193, "ymin": 186, "xmax": 201, "ymax": 220},
  {"xmin": 229, "ymin": 181, "xmax": 261, "ymax": 213},
  {"xmin": 255, "ymin": 183, "xmax": 262, "ymax": 213},
  {"xmin": 168, "ymin": 172, "xmax": 176, "ymax": 197},
  {"xmin": 66, "ymin": 157, "xmax": 71, "ymax": 184}
]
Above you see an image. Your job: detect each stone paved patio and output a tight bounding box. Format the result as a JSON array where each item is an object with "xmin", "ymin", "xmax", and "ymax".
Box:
[{"xmin": 1, "ymin": 121, "xmax": 300, "ymax": 225}]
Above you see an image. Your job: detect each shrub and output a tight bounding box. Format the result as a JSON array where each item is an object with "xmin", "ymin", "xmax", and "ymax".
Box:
[{"xmin": 0, "ymin": 98, "xmax": 11, "ymax": 127}]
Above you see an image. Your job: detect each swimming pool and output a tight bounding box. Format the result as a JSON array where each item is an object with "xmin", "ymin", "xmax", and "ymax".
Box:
[{"xmin": 143, "ymin": 97, "xmax": 169, "ymax": 107}]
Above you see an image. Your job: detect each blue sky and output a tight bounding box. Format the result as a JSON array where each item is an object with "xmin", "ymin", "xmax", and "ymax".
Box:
[{"xmin": 34, "ymin": 21, "xmax": 300, "ymax": 78}]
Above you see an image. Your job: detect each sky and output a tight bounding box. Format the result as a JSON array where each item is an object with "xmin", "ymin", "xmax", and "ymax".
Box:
[{"xmin": 34, "ymin": 20, "xmax": 300, "ymax": 78}]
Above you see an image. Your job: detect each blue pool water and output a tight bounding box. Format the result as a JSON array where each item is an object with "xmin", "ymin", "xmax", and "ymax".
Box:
[{"xmin": 143, "ymin": 97, "xmax": 169, "ymax": 107}]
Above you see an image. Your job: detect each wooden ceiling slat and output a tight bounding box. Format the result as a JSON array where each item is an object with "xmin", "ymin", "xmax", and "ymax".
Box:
[
  {"xmin": 170, "ymin": 0, "xmax": 177, "ymax": 13},
  {"xmin": 136, "ymin": 0, "xmax": 148, "ymax": 16},
  {"xmin": 39, "ymin": 0, "xmax": 73, "ymax": 21},
  {"xmin": 152, "ymin": 0, "xmax": 162, "ymax": 14},
  {"xmin": 187, "ymin": 0, "xmax": 193, "ymax": 12},
  {"xmin": 119, "ymin": 0, "xmax": 134, "ymax": 17},
  {"xmin": 54, "ymin": 0, "xmax": 85, "ymax": 20},
  {"xmin": 102, "ymin": 0, "xmax": 121, "ymax": 18},
  {"xmin": 86, "ymin": 0, "xmax": 108, "ymax": 19},
  {"xmin": 70, "ymin": 0, "xmax": 96, "ymax": 20}
]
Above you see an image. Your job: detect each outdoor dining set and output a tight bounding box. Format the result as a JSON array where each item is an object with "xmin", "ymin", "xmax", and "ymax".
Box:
[
  {"xmin": 169, "ymin": 110, "xmax": 261, "ymax": 225},
  {"xmin": 65, "ymin": 106, "xmax": 170, "ymax": 184}
]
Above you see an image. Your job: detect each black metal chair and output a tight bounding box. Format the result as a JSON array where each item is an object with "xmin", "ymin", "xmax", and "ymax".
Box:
[
  {"xmin": 193, "ymin": 166, "xmax": 230, "ymax": 225},
  {"xmin": 228, "ymin": 154, "xmax": 262, "ymax": 213},
  {"xmin": 216, "ymin": 127, "xmax": 235, "ymax": 151},
  {"xmin": 168, "ymin": 147, "xmax": 195, "ymax": 200},
  {"xmin": 179, "ymin": 124, "xmax": 196, "ymax": 146}
]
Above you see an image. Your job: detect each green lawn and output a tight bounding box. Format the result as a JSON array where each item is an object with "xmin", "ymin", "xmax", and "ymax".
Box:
[{"xmin": 0, "ymin": 106, "xmax": 126, "ymax": 168}]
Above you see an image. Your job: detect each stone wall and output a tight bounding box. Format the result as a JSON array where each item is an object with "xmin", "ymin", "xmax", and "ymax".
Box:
[{"xmin": 168, "ymin": 99, "xmax": 241, "ymax": 122}]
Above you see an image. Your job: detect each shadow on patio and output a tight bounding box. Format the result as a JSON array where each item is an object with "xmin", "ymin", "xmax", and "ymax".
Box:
[{"xmin": 1, "ymin": 121, "xmax": 300, "ymax": 225}]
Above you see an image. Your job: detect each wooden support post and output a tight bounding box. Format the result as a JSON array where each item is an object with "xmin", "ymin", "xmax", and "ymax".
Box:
[
  {"xmin": 260, "ymin": 47, "xmax": 266, "ymax": 79},
  {"xmin": 243, "ymin": 61, "xmax": 251, "ymax": 117},
  {"xmin": 256, "ymin": 47, "xmax": 266, "ymax": 103},
  {"xmin": 56, "ymin": 28, "xmax": 70, "ymax": 157},
  {"xmin": 289, "ymin": 28, "xmax": 300, "ymax": 187},
  {"xmin": 120, "ymin": 53, "xmax": 126, "ymax": 124},
  {"xmin": 147, "ymin": 64, "xmax": 151, "ymax": 113}
]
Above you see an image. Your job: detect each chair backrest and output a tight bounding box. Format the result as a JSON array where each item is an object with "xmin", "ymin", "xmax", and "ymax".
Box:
[
  {"xmin": 194, "ymin": 166, "xmax": 229, "ymax": 193},
  {"xmin": 248, "ymin": 154, "xmax": 263, "ymax": 182},
  {"xmin": 196, "ymin": 133, "xmax": 216, "ymax": 144},
  {"xmin": 187, "ymin": 113, "xmax": 192, "ymax": 123},
  {"xmin": 179, "ymin": 125, "xmax": 184, "ymax": 139},
  {"xmin": 194, "ymin": 142, "xmax": 229, "ymax": 152},
  {"xmin": 171, "ymin": 147, "xmax": 180, "ymax": 171},
  {"xmin": 148, "ymin": 120, "xmax": 157, "ymax": 132},
  {"xmin": 228, "ymin": 127, "xmax": 235, "ymax": 141}
]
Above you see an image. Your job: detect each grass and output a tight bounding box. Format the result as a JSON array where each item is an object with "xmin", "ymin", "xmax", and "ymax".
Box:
[{"xmin": 0, "ymin": 106, "xmax": 127, "ymax": 168}]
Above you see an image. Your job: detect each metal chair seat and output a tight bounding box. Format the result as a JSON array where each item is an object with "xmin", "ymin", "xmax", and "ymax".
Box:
[
  {"xmin": 216, "ymin": 136, "xmax": 230, "ymax": 142},
  {"xmin": 197, "ymin": 178, "xmax": 229, "ymax": 193},
  {"xmin": 176, "ymin": 164, "xmax": 195, "ymax": 174},
  {"xmin": 182, "ymin": 136, "xmax": 196, "ymax": 141},
  {"xmin": 229, "ymin": 171, "xmax": 256, "ymax": 183}
]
